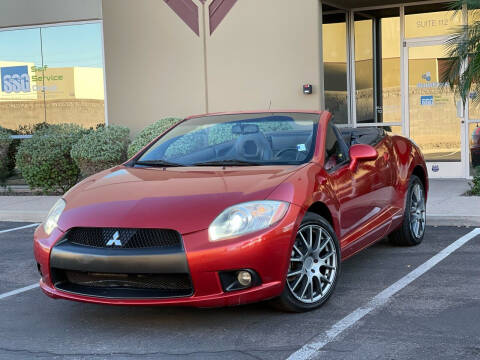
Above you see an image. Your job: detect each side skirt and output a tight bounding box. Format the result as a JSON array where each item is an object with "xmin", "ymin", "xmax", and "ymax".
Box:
[{"xmin": 340, "ymin": 207, "xmax": 402, "ymax": 261}]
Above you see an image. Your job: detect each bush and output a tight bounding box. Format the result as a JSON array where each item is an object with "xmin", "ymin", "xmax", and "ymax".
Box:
[
  {"xmin": 17, "ymin": 122, "xmax": 50, "ymax": 135},
  {"xmin": 16, "ymin": 124, "xmax": 88, "ymax": 193},
  {"xmin": 71, "ymin": 125, "xmax": 130, "ymax": 178},
  {"xmin": 0, "ymin": 127, "xmax": 13, "ymax": 185},
  {"xmin": 127, "ymin": 118, "xmax": 182, "ymax": 158},
  {"xmin": 468, "ymin": 167, "xmax": 480, "ymax": 196}
]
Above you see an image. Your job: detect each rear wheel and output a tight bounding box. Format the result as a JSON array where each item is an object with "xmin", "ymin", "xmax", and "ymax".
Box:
[
  {"xmin": 273, "ymin": 212, "xmax": 341, "ymax": 312},
  {"xmin": 389, "ymin": 175, "xmax": 426, "ymax": 246}
]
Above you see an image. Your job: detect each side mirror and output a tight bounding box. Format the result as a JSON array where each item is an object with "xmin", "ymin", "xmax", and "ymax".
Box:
[{"xmin": 349, "ymin": 144, "xmax": 378, "ymax": 171}]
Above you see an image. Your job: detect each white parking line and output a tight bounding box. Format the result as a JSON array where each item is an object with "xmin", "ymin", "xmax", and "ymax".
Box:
[
  {"xmin": 287, "ymin": 228, "xmax": 480, "ymax": 360},
  {"xmin": 0, "ymin": 223, "xmax": 40, "ymax": 299},
  {"xmin": 0, "ymin": 283, "xmax": 39, "ymax": 300},
  {"xmin": 0, "ymin": 223, "xmax": 39, "ymax": 234}
]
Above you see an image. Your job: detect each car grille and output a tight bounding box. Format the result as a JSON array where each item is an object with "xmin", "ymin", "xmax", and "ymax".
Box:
[
  {"xmin": 52, "ymin": 269, "xmax": 194, "ymax": 298},
  {"xmin": 65, "ymin": 271, "xmax": 192, "ymax": 290},
  {"xmin": 65, "ymin": 227, "xmax": 182, "ymax": 249}
]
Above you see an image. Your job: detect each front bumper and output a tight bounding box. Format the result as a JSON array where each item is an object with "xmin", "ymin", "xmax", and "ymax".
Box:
[{"xmin": 34, "ymin": 204, "xmax": 302, "ymax": 307}]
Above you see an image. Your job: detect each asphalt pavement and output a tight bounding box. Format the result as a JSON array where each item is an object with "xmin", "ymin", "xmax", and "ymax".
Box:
[{"xmin": 0, "ymin": 223, "xmax": 479, "ymax": 360}]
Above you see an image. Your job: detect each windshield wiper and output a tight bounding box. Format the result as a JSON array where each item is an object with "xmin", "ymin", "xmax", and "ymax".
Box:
[
  {"xmin": 135, "ymin": 160, "xmax": 186, "ymax": 167},
  {"xmin": 191, "ymin": 160, "xmax": 262, "ymax": 166}
]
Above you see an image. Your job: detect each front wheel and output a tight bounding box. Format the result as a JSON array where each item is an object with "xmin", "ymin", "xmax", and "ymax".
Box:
[
  {"xmin": 273, "ymin": 212, "xmax": 341, "ymax": 312},
  {"xmin": 389, "ymin": 175, "xmax": 426, "ymax": 246}
]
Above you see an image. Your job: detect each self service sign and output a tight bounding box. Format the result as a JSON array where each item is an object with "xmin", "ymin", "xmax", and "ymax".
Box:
[{"xmin": 1, "ymin": 65, "xmax": 30, "ymax": 93}]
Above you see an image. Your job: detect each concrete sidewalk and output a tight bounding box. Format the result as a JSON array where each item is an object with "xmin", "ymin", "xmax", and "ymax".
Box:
[
  {"xmin": 426, "ymin": 179, "xmax": 479, "ymax": 226},
  {"xmin": 0, "ymin": 196, "xmax": 59, "ymax": 223},
  {"xmin": 0, "ymin": 179, "xmax": 478, "ymax": 225}
]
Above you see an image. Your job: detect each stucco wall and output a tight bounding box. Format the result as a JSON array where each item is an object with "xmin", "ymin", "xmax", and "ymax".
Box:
[
  {"xmin": 102, "ymin": 0, "xmax": 323, "ymax": 135},
  {"xmin": 206, "ymin": 0, "xmax": 323, "ymax": 112},
  {"xmin": 102, "ymin": 0, "xmax": 206, "ymax": 135}
]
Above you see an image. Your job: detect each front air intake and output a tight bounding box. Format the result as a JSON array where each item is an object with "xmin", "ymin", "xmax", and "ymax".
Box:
[{"xmin": 65, "ymin": 227, "xmax": 182, "ymax": 249}]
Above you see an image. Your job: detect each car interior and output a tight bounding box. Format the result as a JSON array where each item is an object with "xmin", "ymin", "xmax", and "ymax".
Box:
[
  {"xmin": 339, "ymin": 127, "xmax": 387, "ymax": 149},
  {"xmin": 138, "ymin": 119, "xmax": 387, "ymax": 166}
]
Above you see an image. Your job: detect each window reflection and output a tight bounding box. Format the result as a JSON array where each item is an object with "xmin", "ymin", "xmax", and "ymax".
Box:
[
  {"xmin": 323, "ymin": 12, "xmax": 348, "ymax": 125},
  {"xmin": 405, "ymin": 7, "xmax": 461, "ymax": 38},
  {"xmin": 0, "ymin": 28, "xmax": 44, "ymax": 130},
  {"xmin": 353, "ymin": 9, "xmax": 401, "ymax": 125},
  {"xmin": 408, "ymin": 45, "xmax": 460, "ymax": 162},
  {"xmin": 354, "ymin": 16, "xmax": 374, "ymax": 123},
  {"xmin": 379, "ymin": 16, "xmax": 401, "ymax": 124},
  {"xmin": 0, "ymin": 23, "xmax": 105, "ymax": 132},
  {"xmin": 470, "ymin": 122, "xmax": 480, "ymax": 176},
  {"xmin": 384, "ymin": 125, "xmax": 403, "ymax": 136}
]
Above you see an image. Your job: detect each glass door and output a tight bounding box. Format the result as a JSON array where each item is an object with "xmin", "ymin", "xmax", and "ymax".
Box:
[{"xmin": 404, "ymin": 40, "xmax": 466, "ymax": 178}]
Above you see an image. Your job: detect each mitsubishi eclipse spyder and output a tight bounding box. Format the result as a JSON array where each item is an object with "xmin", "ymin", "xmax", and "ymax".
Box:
[{"xmin": 34, "ymin": 111, "xmax": 428, "ymax": 312}]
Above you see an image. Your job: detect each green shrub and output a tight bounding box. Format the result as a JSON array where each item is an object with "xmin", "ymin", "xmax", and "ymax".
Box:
[
  {"xmin": 0, "ymin": 127, "xmax": 13, "ymax": 185},
  {"xmin": 127, "ymin": 118, "xmax": 182, "ymax": 158},
  {"xmin": 468, "ymin": 167, "xmax": 480, "ymax": 196},
  {"xmin": 16, "ymin": 124, "xmax": 88, "ymax": 193},
  {"xmin": 17, "ymin": 122, "xmax": 50, "ymax": 135},
  {"xmin": 71, "ymin": 125, "xmax": 130, "ymax": 178}
]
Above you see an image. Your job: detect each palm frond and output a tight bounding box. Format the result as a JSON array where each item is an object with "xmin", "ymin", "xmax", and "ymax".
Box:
[{"xmin": 443, "ymin": 0, "xmax": 480, "ymax": 104}]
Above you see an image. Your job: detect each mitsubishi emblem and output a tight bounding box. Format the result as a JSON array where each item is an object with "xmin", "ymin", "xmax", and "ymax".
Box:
[{"xmin": 106, "ymin": 231, "xmax": 122, "ymax": 246}]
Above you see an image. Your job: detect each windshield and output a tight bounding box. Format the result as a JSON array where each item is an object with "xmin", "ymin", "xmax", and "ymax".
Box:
[{"xmin": 136, "ymin": 113, "xmax": 319, "ymax": 166}]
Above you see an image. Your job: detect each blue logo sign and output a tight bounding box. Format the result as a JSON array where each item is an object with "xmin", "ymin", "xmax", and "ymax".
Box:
[
  {"xmin": 420, "ymin": 95, "xmax": 434, "ymax": 106},
  {"xmin": 1, "ymin": 66, "xmax": 30, "ymax": 93},
  {"xmin": 422, "ymin": 72, "xmax": 432, "ymax": 82}
]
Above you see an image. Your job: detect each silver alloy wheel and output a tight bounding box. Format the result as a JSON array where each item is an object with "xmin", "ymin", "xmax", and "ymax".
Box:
[
  {"xmin": 287, "ymin": 224, "xmax": 338, "ymax": 304},
  {"xmin": 410, "ymin": 183, "xmax": 426, "ymax": 238}
]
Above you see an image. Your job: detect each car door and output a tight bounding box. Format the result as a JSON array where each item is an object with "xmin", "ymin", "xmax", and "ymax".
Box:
[
  {"xmin": 368, "ymin": 134, "xmax": 395, "ymax": 211},
  {"xmin": 325, "ymin": 125, "xmax": 391, "ymax": 248}
]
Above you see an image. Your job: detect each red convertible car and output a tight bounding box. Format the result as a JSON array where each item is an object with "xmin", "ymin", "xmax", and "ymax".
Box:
[{"xmin": 34, "ymin": 111, "xmax": 428, "ymax": 312}]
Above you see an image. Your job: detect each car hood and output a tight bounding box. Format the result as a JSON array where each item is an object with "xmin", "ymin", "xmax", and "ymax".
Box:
[{"xmin": 58, "ymin": 165, "xmax": 301, "ymax": 234}]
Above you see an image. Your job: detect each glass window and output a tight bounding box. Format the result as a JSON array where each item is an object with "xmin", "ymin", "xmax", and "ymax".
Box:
[
  {"xmin": 408, "ymin": 45, "xmax": 460, "ymax": 162},
  {"xmin": 138, "ymin": 113, "xmax": 319, "ymax": 166},
  {"xmin": 405, "ymin": 6, "xmax": 461, "ymax": 38},
  {"xmin": 41, "ymin": 23, "xmax": 105, "ymax": 129},
  {"xmin": 323, "ymin": 12, "xmax": 348, "ymax": 125},
  {"xmin": 324, "ymin": 124, "xmax": 348, "ymax": 171},
  {"xmin": 354, "ymin": 15, "xmax": 375, "ymax": 123},
  {"xmin": 0, "ymin": 23, "xmax": 105, "ymax": 132},
  {"xmin": 379, "ymin": 15, "xmax": 401, "ymax": 124},
  {"xmin": 384, "ymin": 125, "xmax": 403, "ymax": 136},
  {"xmin": 0, "ymin": 28, "xmax": 44, "ymax": 130},
  {"xmin": 468, "ymin": 96, "xmax": 480, "ymax": 120},
  {"xmin": 353, "ymin": 9, "xmax": 401, "ymax": 126},
  {"xmin": 468, "ymin": 10, "xmax": 480, "ymax": 172},
  {"xmin": 470, "ymin": 122, "xmax": 480, "ymax": 176}
]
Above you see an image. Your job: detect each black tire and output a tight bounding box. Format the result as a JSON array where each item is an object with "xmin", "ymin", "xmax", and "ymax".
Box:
[
  {"xmin": 273, "ymin": 212, "xmax": 341, "ymax": 312},
  {"xmin": 389, "ymin": 175, "xmax": 426, "ymax": 246}
]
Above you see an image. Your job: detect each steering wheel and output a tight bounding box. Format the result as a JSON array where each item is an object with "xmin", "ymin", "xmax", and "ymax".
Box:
[{"xmin": 274, "ymin": 148, "xmax": 299, "ymax": 161}]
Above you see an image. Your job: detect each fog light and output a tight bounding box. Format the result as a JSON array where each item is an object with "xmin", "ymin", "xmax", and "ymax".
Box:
[{"xmin": 237, "ymin": 271, "xmax": 252, "ymax": 287}]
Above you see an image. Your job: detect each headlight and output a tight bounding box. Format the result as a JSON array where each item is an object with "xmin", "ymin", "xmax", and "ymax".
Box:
[
  {"xmin": 209, "ymin": 201, "xmax": 289, "ymax": 241},
  {"xmin": 43, "ymin": 198, "xmax": 66, "ymax": 235}
]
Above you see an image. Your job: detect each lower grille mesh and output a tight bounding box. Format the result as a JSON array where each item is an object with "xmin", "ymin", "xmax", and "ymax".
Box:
[
  {"xmin": 65, "ymin": 271, "xmax": 192, "ymax": 290},
  {"xmin": 52, "ymin": 269, "xmax": 194, "ymax": 298}
]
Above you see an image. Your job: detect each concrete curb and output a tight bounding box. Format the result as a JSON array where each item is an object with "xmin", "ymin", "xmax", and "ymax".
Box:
[
  {"xmin": 0, "ymin": 211, "xmax": 48, "ymax": 223},
  {"xmin": 427, "ymin": 216, "xmax": 480, "ymax": 227}
]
